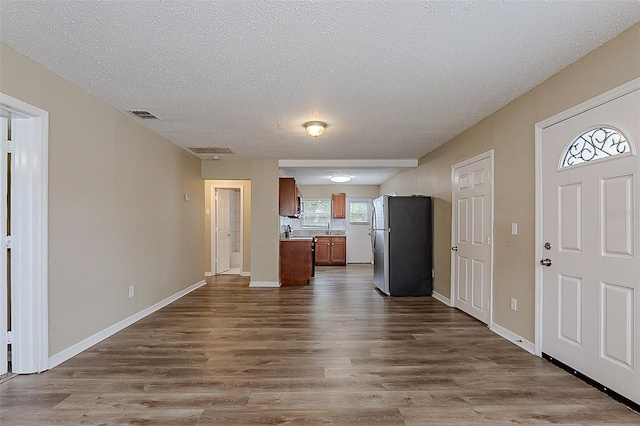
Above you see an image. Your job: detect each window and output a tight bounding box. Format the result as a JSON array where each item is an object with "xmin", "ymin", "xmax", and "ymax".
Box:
[
  {"xmin": 560, "ymin": 126, "xmax": 632, "ymax": 169},
  {"xmin": 302, "ymin": 198, "xmax": 331, "ymax": 228},
  {"xmin": 349, "ymin": 200, "xmax": 369, "ymax": 224}
]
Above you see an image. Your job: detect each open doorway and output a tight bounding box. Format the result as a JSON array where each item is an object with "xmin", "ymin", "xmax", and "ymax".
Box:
[{"xmin": 206, "ymin": 181, "xmax": 249, "ymax": 277}]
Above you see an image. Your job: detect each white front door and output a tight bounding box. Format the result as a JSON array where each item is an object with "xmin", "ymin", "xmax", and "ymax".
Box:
[
  {"xmin": 0, "ymin": 117, "xmax": 8, "ymax": 376},
  {"xmin": 216, "ymin": 188, "xmax": 231, "ymax": 274},
  {"xmin": 541, "ymin": 88, "xmax": 640, "ymax": 404},
  {"xmin": 452, "ymin": 152, "xmax": 493, "ymax": 324}
]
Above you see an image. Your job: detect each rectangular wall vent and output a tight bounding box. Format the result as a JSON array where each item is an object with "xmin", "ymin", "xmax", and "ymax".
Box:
[
  {"xmin": 189, "ymin": 147, "xmax": 234, "ymax": 154},
  {"xmin": 126, "ymin": 109, "xmax": 160, "ymax": 120}
]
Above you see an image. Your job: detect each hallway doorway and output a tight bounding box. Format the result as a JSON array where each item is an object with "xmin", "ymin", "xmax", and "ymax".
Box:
[{"xmin": 208, "ymin": 181, "xmax": 247, "ymax": 276}]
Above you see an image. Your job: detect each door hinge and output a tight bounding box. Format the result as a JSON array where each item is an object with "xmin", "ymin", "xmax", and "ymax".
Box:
[
  {"xmin": 432, "ymin": 269, "xmax": 435, "ymax": 279},
  {"xmin": 5, "ymin": 140, "xmax": 11, "ymax": 154},
  {"xmin": 3, "ymin": 236, "xmax": 11, "ymax": 249},
  {"xmin": 6, "ymin": 331, "xmax": 12, "ymax": 344},
  {"xmin": 487, "ymin": 172, "xmax": 491, "ymax": 182}
]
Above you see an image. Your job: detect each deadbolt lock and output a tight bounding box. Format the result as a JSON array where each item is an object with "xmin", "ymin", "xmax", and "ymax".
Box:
[{"xmin": 544, "ymin": 242, "xmax": 551, "ymax": 250}]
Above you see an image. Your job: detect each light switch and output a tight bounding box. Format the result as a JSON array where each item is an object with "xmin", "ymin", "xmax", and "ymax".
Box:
[
  {"xmin": 184, "ymin": 194, "xmax": 191, "ymax": 202},
  {"xmin": 511, "ymin": 223, "xmax": 518, "ymax": 235}
]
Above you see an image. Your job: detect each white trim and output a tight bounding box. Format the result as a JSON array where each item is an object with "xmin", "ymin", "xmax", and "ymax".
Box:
[
  {"xmin": 249, "ymin": 281, "xmax": 280, "ymax": 288},
  {"xmin": 241, "ymin": 271, "xmax": 251, "ymax": 277},
  {"xmin": 431, "ymin": 291, "xmax": 451, "ymax": 307},
  {"xmin": 48, "ymin": 279, "xmax": 206, "ymax": 369},
  {"xmin": 450, "ymin": 150, "xmax": 495, "ymax": 326},
  {"xmin": 534, "ymin": 77, "xmax": 640, "ymax": 357},
  {"xmin": 205, "ymin": 272, "xmax": 214, "ymax": 277},
  {"xmin": 490, "ymin": 322, "xmax": 535, "ymax": 355},
  {"xmin": 0, "ymin": 93, "xmax": 49, "ymax": 374}
]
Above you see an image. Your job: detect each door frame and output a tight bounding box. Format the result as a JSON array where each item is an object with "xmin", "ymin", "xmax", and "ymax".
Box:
[
  {"xmin": 450, "ymin": 150, "xmax": 495, "ymax": 325},
  {"xmin": 534, "ymin": 77, "xmax": 640, "ymax": 357},
  {"xmin": 0, "ymin": 93, "xmax": 49, "ymax": 373},
  {"xmin": 210, "ymin": 184, "xmax": 244, "ymax": 275}
]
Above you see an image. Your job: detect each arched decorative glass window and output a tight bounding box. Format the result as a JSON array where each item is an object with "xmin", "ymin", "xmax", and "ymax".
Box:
[{"xmin": 560, "ymin": 126, "xmax": 632, "ymax": 169}]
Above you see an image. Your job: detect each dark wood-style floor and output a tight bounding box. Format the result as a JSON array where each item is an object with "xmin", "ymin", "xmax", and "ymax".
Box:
[{"xmin": 1, "ymin": 265, "xmax": 638, "ymax": 425}]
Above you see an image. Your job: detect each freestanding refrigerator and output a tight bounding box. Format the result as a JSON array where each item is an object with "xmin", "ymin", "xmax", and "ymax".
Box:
[{"xmin": 371, "ymin": 195, "xmax": 433, "ymax": 296}]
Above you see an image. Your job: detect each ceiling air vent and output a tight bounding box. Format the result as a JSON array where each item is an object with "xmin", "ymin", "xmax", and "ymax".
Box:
[
  {"xmin": 126, "ymin": 109, "xmax": 160, "ymax": 120},
  {"xmin": 189, "ymin": 147, "xmax": 234, "ymax": 154}
]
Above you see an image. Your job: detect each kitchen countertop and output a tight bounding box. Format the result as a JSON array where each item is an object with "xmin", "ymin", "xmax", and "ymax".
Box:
[
  {"xmin": 280, "ymin": 231, "xmax": 346, "ymax": 241},
  {"xmin": 280, "ymin": 236, "xmax": 314, "ymax": 241}
]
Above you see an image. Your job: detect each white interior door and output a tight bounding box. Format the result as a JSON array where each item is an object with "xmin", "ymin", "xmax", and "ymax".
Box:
[
  {"xmin": 0, "ymin": 117, "xmax": 8, "ymax": 376},
  {"xmin": 216, "ymin": 188, "xmax": 231, "ymax": 274},
  {"xmin": 452, "ymin": 153, "xmax": 493, "ymax": 324},
  {"xmin": 541, "ymin": 89, "xmax": 640, "ymax": 404}
]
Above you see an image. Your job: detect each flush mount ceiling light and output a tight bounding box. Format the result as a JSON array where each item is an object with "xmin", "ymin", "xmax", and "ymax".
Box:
[
  {"xmin": 303, "ymin": 121, "xmax": 327, "ymax": 137},
  {"xmin": 330, "ymin": 176, "xmax": 351, "ymax": 183}
]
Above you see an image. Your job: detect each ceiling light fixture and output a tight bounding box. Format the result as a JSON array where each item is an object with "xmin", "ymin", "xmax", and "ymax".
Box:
[
  {"xmin": 304, "ymin": 121, "xmax": 327, "ymax": 137},
  {"xmin": 330, "ymin": 176, "xmax": 351, "ymax": 183}
]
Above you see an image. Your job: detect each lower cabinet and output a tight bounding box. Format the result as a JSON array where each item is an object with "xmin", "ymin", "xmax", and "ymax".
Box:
[
  {"xmin": 315, "ymin": 236, "xmax": 346, "ymax": 266},
  {"xmin": 280, "ymin": 240, "xmax": 312, "ymax": 285}
]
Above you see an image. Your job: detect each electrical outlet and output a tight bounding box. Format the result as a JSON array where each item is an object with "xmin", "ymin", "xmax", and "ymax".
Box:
[
  {"xmin": 510, "ymin": 297, "xmax": 517, "ymax": 311},
  {"xmin": 511, "ymin": 223, "xmax": 518, "ymax": 235},
  {"xmin": 129, "ymin": 285, "xmax": 135, "ymax": 298}
]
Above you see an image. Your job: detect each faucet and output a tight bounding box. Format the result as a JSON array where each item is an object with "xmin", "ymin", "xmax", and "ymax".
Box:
[{"xmin": 327, "ymin": 221, "xmax": 331, "ymax": 235}]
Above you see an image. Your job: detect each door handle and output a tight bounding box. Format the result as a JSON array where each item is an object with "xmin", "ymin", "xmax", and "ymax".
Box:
[
  {"xmin": 452, "ymin": 247, "xmax": 458, "ymax": 251},
  {"xmin": 540, "ymin": 258, "xmax": 552, "ymax": 267}
]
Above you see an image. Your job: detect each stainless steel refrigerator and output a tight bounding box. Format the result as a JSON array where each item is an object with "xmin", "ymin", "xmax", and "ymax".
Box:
[{"xmin": 371, "ymin": 195, "xmax": 433, "ymax": 296}]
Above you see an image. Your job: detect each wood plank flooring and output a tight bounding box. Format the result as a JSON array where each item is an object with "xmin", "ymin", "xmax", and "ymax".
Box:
[{"xmin": 1, "ymin": 264, "xmax": 638, "ymax": 425}]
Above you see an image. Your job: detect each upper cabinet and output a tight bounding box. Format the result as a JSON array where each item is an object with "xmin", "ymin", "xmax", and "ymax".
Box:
[
  {"xmin": 279, "ymin": 177, "xmax": 301, "ymax": 217},
  {"xmin": 331, "ymin": 193, "xmax": 346, "ymax": 219}
]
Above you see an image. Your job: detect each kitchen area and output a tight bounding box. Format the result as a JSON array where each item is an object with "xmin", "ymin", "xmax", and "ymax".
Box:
[{"xmin": 279, "ymin": 177, "xmax": 375, "ymax": 286}]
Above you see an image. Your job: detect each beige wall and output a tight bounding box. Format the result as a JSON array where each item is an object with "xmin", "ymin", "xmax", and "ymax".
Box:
[
  {"xmin": 204, "ymin": 180, "xmax": 252, "ymax": 273},
  {"xmin": 202, "ymin": 159, "xmax": 280, "ymax": 284},
  {"xmin": 0, "ymin": 43, "xmax": 205, "ymax": 355},
  {"xmin": 381, "ymin": 23, "xmax": 640, "ymax": 342}
]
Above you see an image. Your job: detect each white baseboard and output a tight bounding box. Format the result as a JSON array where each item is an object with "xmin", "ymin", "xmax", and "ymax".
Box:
[
  {"xmin": 490, "ymin": 322, "xmax": 535, "ymax": 355},
  {"xmin": 204, "ymin": 272, "xmax": 213, "ymax": 277},
  {"xmin": 48, "ymin": 279, "xmax": 207, "ymax": 369},
  {"xmin": 249, "ymin": 281, "xmax": 280, "ymax": 288},
  {"xmin": 431, "ymin": 291, "xmax": 451, "ymax": 306},
  {"xmin": 241, "ymin": 271, "xmax": 251, "ymax": 277}
]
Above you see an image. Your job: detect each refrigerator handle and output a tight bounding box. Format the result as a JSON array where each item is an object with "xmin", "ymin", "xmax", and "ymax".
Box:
[{"xmin": 370, "ymin": 205, "xmax": 376, "ymax": 253}]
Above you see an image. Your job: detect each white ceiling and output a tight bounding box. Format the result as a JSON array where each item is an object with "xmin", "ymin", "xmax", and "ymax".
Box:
[
  {"xmin": 279, "ymin": 159, "xmax": 417, "ymax": 185},
  {"xmin": 1, "ymin": 1, "xmax": 639, "ymax": 184}
]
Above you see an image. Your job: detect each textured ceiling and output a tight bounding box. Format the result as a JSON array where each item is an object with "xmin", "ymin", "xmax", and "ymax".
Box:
[{"xmin": 1, "ymin": 1, "xmax": 639, "ymax": 184}]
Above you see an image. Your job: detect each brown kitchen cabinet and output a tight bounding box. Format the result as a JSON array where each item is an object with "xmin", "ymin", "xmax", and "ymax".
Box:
[
  {"xmin": 332, "ymin": 193, "xmax": 346, "ymax": 219},
  {"xmin": 279, "ymin": 177, "xmax": 301, "ymax": 217},
  {"xmin": 331, "ymin": 236, "xmax": 346, "ymax": 264},
  {"xmin": 280, "ymin": 240, "xmax": 312, "ymax": 285},
  {"xmin": 315, "ymin": 236, "xmax": 346, "ymax": 266}
]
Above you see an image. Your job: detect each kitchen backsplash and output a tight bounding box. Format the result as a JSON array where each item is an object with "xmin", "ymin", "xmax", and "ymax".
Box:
[{"xmin": 279, "ymin": 216, "xmax": 346, "ymax": 235}]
